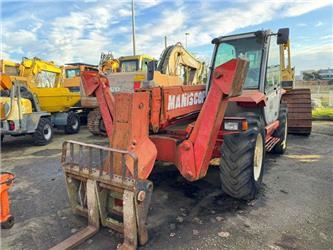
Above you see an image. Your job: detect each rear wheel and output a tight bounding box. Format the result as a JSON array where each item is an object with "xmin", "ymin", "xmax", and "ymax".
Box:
[
  {"xmin": 220, "ymin": 115, "xmax": 265, "ymax": 200},
  {"xmin": 64, "ymin": 112, "xmax": 80, "ymax": 134},
  {"xmin": 271, "ymin": 103, "xmax": 288, "ymax": 154},
  {"xmin": 32, "ymin": 117, "xmax": 53, "ymax": 146}
]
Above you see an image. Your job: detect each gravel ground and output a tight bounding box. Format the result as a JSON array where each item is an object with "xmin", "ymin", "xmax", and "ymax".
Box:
[{"xmin": 1, "ymin": 121, "xmax": 332, "ymax": 250}]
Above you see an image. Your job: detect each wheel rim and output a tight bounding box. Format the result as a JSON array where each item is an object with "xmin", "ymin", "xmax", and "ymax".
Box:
[
  {"xmin": 282, "ymin": 120, "xmax": 287, "ymax": 149},
  {"xmin": 43, "ymin": 124, "xmax": 52, "ymax": 140},
  {"xmin": 71, "ymin": 118, "xmax": 79, "ymax": 130},
  {"xmin": 253, "ymin": 133, "xmax": 264, "ymax": 181}
]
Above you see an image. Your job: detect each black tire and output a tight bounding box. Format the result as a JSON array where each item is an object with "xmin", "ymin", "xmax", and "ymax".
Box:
[
  {"xmin": 271, "ymin": 103, "xmax": 288, "ymax": 154},
  {"xmin": 220, "ymin": 114, "xmax": 266, "ymax": 200},
  {"xmin": 32, "ymin": 117, "xmax": 53, "ymax": 146},
  {"xmin": 1, "ymin": 215, "xmax": 14, "ymax": 229},
  {"xmin": 64, "ymin": 112, "xmax": 80, "ymax": 134}
]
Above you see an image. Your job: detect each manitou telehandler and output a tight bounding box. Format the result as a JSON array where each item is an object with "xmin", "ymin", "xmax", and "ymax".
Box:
[{"xmin": 53, "ymin": 28, "xmax": 310, "ymax": 249}]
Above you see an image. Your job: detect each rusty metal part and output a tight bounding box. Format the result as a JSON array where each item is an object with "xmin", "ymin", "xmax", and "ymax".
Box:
[
  {"xmin": 54, "ymin": 140, "xmax": 153, "ymax": 250},
  {"xmin": 282, "ymin": 88, "xmax": 312, "ymax": 135},
  {"xmin": 50, "ymin": 180, "xmax": 100, "ymax": 250}
]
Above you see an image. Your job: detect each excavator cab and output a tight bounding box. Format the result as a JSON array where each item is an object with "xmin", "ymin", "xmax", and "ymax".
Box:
[
  {"xmin": 119, "ymin": 55, "xmax": 155, "ymax": 73},
  {"xmin": 63, "ymin": 63, "xmax": 98, "ymax": 92}
]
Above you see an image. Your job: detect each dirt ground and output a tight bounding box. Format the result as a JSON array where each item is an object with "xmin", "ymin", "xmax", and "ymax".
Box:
[{"xmin": 1, "ymin": 121, "xmax": 333, "ymax": 250}]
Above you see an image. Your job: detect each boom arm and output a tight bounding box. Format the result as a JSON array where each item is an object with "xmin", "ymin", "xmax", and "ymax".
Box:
[
  {"xmin": 279, "ymin": 39, "xmax": 295, "ymax": 85},
  {"xmin": 19, "ymin": 57, "xmax": 63, "ymax": 88},
  {"xmin": 176, "ymin": 59, "xmax": 248, "ymax": 180},
  {"xmin": 81, "ymin": 71, "xmax": 115, "ymax": 142}
]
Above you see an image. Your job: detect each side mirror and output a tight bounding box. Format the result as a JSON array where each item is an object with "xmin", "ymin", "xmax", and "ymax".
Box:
[{"xmin": 277, "ymin": 28, "xmax": 289, "ymax": 44}]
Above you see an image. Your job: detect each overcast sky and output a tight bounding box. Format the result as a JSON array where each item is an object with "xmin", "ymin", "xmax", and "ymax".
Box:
[{"xmin": 1, "ymin": 0, "xmax": 333, "ymax": 74}]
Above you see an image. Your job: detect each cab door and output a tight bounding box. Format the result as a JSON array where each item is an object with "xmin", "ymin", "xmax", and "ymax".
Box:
[{"xmin": 264, "ymin": 36, "xmax": 282, "ymax": 125}]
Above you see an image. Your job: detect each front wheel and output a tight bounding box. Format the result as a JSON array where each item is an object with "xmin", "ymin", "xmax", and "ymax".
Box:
[
  {"xmin": 220, "ymin": 115, "xmax": 266, "ymax": 200},
  {"xmin": 32, "ymin": 117, "xmax": 53, "ymax": 146}
]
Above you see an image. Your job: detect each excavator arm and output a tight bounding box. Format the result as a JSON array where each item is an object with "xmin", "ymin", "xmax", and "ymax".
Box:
[
  {"xmin": 279, "ymin": 39, "xmax": 295, "ymax": 88},
  {"xmin": 157, "ymin": 42, "xmax": 205, "ymax": 84}
]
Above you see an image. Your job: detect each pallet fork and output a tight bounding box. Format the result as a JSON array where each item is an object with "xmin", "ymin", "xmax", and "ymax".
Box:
[{"xmin": 51, "ymin": 141, "xmax": 152, "ymax": 250}]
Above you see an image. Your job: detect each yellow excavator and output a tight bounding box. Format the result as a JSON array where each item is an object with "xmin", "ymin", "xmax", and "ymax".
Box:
[
  {"xmin": 0, "ymin": 57, "xmax": 84, "ymax": 144},
  {"xmin": 99, "ymin": 52, "xmax": 120, "ymax": 74},
  {"xmin": 154, "ymin": 42, "xmax": 206, "ymax": 85}
]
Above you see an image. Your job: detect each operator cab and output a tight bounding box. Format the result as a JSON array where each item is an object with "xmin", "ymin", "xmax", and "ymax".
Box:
[
  {"xmin": 210, "ymin": 28, "xmax": 289, "ymax": 125},
  {"xmin": 119, "ymin": 55, "xmax": 156, "ymax": 73}
]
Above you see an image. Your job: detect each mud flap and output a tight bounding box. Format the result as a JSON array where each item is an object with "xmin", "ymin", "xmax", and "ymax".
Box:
[{"xmin": 52, "ymin": 140, "xmax": 153, "ymax": 250}]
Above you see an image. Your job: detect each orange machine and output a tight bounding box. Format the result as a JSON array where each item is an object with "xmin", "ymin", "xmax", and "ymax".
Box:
[
  {"xmin": 54, "ymin": 28, "xmax": 300, "ymax": 249},
  {"xmin": 0, "ymin": 171, "xmax": 15, "ymax": 229}
]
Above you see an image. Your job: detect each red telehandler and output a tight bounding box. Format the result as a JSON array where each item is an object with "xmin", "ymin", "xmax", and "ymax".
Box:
[{"xmin": 52, "ymin": 28, "xmax": 308, "ymax": 249}]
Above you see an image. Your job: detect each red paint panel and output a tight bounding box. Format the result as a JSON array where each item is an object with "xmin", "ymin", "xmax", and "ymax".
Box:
[
  {"xmin": 230, "ymin": 90, "xmax": 267, "ymax": 106},
  {"xmin": 160, "ymin": 85, "xmax": 206, "ymax": 127}
]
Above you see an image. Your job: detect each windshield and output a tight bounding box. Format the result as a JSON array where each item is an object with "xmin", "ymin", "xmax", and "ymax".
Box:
[
  {"xmin": 214, "ymin": 36, "xmax": 263, "ymax": 89},
  {"xmin": 66, "ymin": 69, "xmax": 80, "ymax": 78},
  {"xmin": 120, "ymin": 60, "xmax": 138, "ymax": 72},
  {"xmin": 35, "ymin": 71, "xmax": 57, "ymax": 87}
]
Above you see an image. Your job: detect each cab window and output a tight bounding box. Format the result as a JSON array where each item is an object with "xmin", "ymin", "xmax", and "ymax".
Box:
[
  {"xmin": 66, "ymin": 69, "xmax": 80, "ymax": 78},
  {"xmin": 121, "ymin": 60, "xmax": 138, "ymax": 72},
  {"xmin": 266, "ymin": 36, "xmax": 281, "ymax": 90},
  {"xmin": 215, "ymin": 37, "xmax": 263, "ymax": 89},
  {"xmin": 36, "ymin": 71, "xmax": 57, "ymax": 87}
]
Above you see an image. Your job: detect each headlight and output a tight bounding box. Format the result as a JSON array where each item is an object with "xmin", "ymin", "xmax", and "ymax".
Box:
[
  {"xmin": 224, "ymin": 121, "xmax": 239, "ymax": 131},
  {"xmin": 4, "ymin": 102, "xmax": 10, "ymax": 115},
  {"xmin": 223, "ymin": 119, "xmax": 248, "ymax": 131}
]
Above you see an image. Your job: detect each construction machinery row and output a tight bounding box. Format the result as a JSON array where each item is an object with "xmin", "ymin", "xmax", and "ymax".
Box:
[
  {"xmin": 0, "ymin": 43, "xmax": 207, "ymax": 144},
  {"xmin": 53, "ymin": 28, "xmax": 313, "ymax": 250},
  {"xmin": 0, "ymin": 58, "xmax": 84, "ymax": 145}
]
